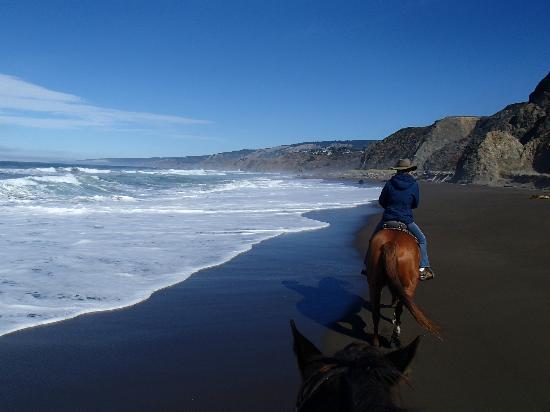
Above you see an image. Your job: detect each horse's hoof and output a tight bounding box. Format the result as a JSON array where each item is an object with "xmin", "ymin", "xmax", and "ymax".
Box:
[
  {"xmin": 390, "ymin": 335, "xmax": 402, "ymax": 348},
  {"xmin": 372, "ymin": 336, "xmax": 380, "ymax": 347}
]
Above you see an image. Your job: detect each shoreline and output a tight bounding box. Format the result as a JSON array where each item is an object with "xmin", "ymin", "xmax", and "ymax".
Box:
[
  {"xmin": 324, "ymin": 182, "xmax": 550, "ymax": 411},
  {"xmin": 0, "ymin": 219, "xmax": 331, "ymax": 339},
  {"xmin": 3, "ymin": 180, "xmax": 548, "ymax": 410},
  {"xmin": 0, "ymin": 174, "xmax": 377, "ymax": 338},
  {"xmin": 0, "ymin": 203, "xmax": 379, "ymax": 411}
]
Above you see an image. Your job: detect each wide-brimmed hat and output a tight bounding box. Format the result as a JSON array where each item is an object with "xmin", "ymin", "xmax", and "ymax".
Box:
[{"xmin": 390, "ymin": 158, "xmax": 417, "ymax": 171}]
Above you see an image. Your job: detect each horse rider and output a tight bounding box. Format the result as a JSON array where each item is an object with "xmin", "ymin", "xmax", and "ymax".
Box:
[{"xmin": 373, "ymin": 159, "xmax": 435, "ymax": 281}]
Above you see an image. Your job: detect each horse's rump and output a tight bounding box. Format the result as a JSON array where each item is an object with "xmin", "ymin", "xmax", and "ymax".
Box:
[
  {"xmin": 366, "ymin": 229, "xmax": 441, "ymax": 339},
  {"xmin": 381, "ymin": 240, "xmax": 441, "ymax": 337}
]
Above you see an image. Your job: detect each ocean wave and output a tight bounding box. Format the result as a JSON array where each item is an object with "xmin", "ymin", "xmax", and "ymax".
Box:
[
  {"xmin": 132, "ymin": 169, "xmax": 227, "ymax": 176},
  {"xmin": 31, "ymin": 174, "xmax": 81, "ymax": 185},
  {"xmin": 0, "ymin": 167, "xmax": 56, "ymax": 175},
  {"xmin": 35, "ymin": 167, "xmax": 58, "ymax": 173},
  {"xmin": 73, "ymin": 195, "xmax": 137, "ymax": 203},
  {"xmin": 0, "ymin": 176, "xmax": 38, "ymax": 188},
  {"xmin": 0, "ymin": 166, "xmax": 381, "ymax": 337},
  {"xmin": 60, "ymin": 167, "xmax": 113, "ymax": 174}
]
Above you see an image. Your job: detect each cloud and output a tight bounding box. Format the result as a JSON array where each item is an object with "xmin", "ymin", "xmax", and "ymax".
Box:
[{"xmin": 0, "ymin": 73, "xmax": 209, "ymax": 130}]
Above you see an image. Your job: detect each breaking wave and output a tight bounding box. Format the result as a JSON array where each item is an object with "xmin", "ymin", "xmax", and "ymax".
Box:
[{"xmin": 0, "ymin": 162, "xmax": 381, "ymax": 336}]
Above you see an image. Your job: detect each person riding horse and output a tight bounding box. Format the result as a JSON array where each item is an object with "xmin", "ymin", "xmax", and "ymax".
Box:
[{"xmin": 374, "ymin": 159, "xmax": 435, "ymax": 281}]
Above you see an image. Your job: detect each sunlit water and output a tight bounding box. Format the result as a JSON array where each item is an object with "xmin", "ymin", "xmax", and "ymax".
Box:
[{"xmin": 0, "ymin": 162, "xmax": 381, "ymax": 336}]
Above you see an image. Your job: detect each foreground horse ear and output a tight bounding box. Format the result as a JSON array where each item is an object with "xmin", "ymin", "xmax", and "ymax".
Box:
[
  {"xmin": 384, "ymin": 336, "xmax": 420, "ymax": 373},
  {"xmin": 290, "ymin": 320, "xmax": 323, "ymax": 379}
]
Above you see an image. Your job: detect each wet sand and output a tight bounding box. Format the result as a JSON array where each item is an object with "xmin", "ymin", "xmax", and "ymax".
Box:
[{"xmin": 325, "ymin": 183, "xmax": 550, "ymax": 411}]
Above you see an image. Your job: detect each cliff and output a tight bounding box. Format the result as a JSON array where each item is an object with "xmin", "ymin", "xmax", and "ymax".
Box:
[
  {"xmin": 454, "ymin": 72, "xmax": 550, "ymax": 186},
  {"xmin": 360, "ymin": 116, "xmax": 480, "ymax": 172},
  {"xmin": 360, "ymin": 71, "xmax": 550, "ymax": 187}
]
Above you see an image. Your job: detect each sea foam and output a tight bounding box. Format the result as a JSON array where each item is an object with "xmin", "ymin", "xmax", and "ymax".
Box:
[{"xmin": 0, "ymin": 164, "xmax": 381, "ymax": 336}]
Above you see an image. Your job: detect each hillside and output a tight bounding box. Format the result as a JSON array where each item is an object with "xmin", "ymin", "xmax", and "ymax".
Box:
[{"xmin": 87, "ymin": 140, "xmax": 375, "ymax": 174}]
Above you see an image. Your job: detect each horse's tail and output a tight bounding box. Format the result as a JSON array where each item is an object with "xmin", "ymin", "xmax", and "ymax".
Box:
[{"xmin": 382, "ymin": 241, "xmax": 442, "ymax": 338}]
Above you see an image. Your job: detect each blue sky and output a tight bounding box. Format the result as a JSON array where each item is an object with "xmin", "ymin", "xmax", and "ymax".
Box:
[{"xmin": 0, "ymin": 0, "xmax": 549, "ymax": 160}]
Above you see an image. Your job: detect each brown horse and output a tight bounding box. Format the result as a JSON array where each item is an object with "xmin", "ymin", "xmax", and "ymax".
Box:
[{"xmin": 364, "ymin": 228, "xmax": 441, "ymax": 347}]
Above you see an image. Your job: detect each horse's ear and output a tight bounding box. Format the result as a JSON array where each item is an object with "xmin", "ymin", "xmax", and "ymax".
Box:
[
  {"xmin": 384, "ymin": 336, "xmax": 420, "ymax": 373},
  {"xmin": 290, "ymin": 320, "xmax": 323, "ymax": 380}
]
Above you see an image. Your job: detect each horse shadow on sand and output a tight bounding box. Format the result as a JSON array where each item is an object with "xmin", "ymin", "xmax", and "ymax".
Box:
[{"xmin": 283, "ymin": 277, "xmax": 394, "ymax": 346}]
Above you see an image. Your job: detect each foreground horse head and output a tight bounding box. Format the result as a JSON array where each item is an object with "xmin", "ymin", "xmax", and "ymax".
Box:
[
  {"xmin": 291, "ymin": 320, "xmax": 419, "ymax": 412},
  {"xmin": 365, "ymin": 228, "xmax": 441, "ymax": 347}
]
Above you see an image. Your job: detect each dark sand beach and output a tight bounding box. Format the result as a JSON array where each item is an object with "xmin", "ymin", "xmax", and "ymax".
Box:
[
  {"xmin": 1, "ymin": 182, "xmax": 549, "ymax": 411},
  {"xmin": 0, "ymin": 203, "xmax": 378, "ymax": 412},
  {"xmin": 327, "ymin": 182, "xmax": 550, "ymax": 411}
]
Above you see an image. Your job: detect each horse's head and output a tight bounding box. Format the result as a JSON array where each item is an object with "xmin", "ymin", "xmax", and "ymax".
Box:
[{"xmin": 291, "ymin": 320, "xmax": 419, "ymax": 412}]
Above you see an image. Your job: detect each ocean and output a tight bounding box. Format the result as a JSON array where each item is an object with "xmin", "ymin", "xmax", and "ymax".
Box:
[{"xmin": 0, "ymin": 161, "xmax": 380, "ymax": 337}]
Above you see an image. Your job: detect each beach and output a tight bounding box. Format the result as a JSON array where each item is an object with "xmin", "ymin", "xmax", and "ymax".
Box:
[
  {"xmin": 1, "ymin": 182, "xmax": 549, "ymax": 411},
  {"xmin": 0, "ymin": 202, "xmax": 377, "ymax": 412},
  {"xmin": 327, "ymin": 182, "xmax": 550, "ymax": 411}
]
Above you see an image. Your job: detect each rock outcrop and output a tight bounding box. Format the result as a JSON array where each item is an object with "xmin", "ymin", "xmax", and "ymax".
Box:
[
  {"xmin": 360, "ymin": 71, "xmax": 550, "ymax": 187},
  {"xmin": 454, "ymin": 72, "xmax": 550, "ymax": 185},
  {"xmin": 360, "ymin": 116, "xmax": 480, "ymax": 172}
]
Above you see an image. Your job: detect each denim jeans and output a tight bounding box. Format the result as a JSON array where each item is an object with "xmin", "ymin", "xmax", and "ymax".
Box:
[{"xmin": 374, "ymin": 220, "xmax": 430, "ymax": 268}]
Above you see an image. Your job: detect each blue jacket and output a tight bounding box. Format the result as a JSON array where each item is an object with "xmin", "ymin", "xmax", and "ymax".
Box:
[{"xmin": 378, "ymin": 173, "xmax": 419, "ymax": 224}]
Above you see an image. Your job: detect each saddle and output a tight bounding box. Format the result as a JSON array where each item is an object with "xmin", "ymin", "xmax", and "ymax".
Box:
[{"xmin": 382, "ymin": 220, "xmax": 419, "ymax": 243}]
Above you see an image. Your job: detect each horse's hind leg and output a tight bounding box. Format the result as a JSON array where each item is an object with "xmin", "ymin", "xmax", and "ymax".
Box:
[
  {"xmin": 370, "ymin": 287, "xmax": 381, "ymax": 347},
  {"xmin": 390, "ymin": 292, "xmax": 398, "ymax": 307},
  {"xmin": 391, "ymin": 300, "xmax": 404, "ymax": 347}
]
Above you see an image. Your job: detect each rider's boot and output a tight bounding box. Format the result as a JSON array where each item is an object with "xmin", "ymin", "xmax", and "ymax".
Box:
[{"xmin": 419, "ymin": 267, "xmax": 435, "ymax": 281}]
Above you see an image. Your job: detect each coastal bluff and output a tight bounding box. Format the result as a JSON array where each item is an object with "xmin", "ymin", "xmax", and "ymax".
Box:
[
  {"xmin": 454, "ymin": 72, "xmax": 550, "ymax": 186},
  {"xmin": 361, "ymin": 71, "xmax": 550, "ymax": 187},
  {"xmin": 359, "ymin": 116, "xmax": 480, "ymax": 174}
]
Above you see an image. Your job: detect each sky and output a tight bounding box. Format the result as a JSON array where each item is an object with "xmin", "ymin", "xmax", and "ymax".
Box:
[{"xmin": 0, "ymin": 0, "xmax": 549, "ymax": 160}]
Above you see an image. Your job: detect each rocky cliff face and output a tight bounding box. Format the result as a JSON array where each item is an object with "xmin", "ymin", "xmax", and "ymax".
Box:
[
  {"xmin": 360, "ymin": 116, "xmax": 480, "ymax": 172},
  {"xmin": 360, "ymin": 71, "xmax": 550, "ymax": 187},
  {"xmin": 454, "ymin": 72, "xmax": 550, "ymax": 185}
]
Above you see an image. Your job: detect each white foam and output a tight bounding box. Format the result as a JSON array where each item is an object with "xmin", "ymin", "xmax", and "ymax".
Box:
[
  {"xmin": 35, "ymin": 167, "xmax": 58, "ymax": 173},
  {"xmin": 0, "ymin": 177, "xmax": 38, "ymax": 187},
  {"xmin": 31, "ymin": 174, "xmax": 81, "ymax": 184},
  {"xmin": 0, "ymin": 167, "xmax": 57, "ymax": 175},
  {"xmin": 112, "ymin": 195, "xmax": 136, "ymax": 202},
  {"xmin": 135, "ymin": 169, "xmax": 226, "ymax": 176},
  {"xmin": 0, "ymin": 168, "xmax": 381, "ymax": 337},
  {"xmin": 60, "ymin": 167, "xmax": 112, "ymax": 174}
]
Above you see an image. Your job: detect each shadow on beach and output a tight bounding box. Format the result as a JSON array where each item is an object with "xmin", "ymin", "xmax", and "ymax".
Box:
[{"xmin": 283, "ymin": 277, "xmax": 393, "ymax": 344}]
